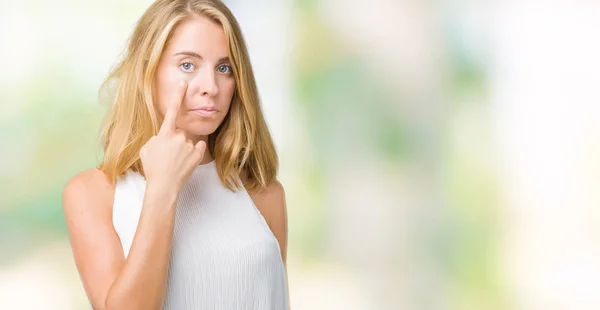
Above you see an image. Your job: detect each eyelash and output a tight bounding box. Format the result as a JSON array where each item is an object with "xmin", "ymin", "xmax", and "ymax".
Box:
[{"xmin": 179, "ymin": 62, "xmax": 233, "ymax": 75}]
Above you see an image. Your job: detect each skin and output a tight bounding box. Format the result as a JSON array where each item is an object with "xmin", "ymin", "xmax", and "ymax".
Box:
[
  {"xmin": 62, "ymin": 14, "xmax": 288, "ymax": 310},
  {"xmin": 154, "ymin": 14, "xmax": 236, "ymax": 151}
]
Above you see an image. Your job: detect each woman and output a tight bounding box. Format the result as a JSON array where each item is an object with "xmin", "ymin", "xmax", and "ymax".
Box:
[{"xmin": 62, "ymin": 0, "xmax": 289, "ymax": 309}]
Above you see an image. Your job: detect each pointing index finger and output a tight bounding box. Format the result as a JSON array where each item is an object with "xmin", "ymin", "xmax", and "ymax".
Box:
[{"xmin": 159, "ymin": 80, "xmax": 187, "ymax": 135}]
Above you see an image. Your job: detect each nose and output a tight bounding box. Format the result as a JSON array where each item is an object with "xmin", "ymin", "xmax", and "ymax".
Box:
[{"xmin": 189, "ymin": 67, "xmax": 219, "ymax": 97}]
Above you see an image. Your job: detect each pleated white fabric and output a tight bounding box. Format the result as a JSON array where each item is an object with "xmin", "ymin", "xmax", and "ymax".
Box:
[{"xmin": 111, "ymin": 160, "xmax": 289, "ymax": 310}]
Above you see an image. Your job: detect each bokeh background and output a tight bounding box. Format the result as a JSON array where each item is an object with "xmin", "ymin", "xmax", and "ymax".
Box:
[{"xmin": 1, "ymin": 0, "xmax": 600, "ymax": 309}]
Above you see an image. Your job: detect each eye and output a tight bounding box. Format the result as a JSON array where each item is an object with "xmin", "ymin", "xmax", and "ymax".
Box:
[
  {"xmin": 179, "ymin": 61, "xmax": 195, "ymax": 72},
  {"xmin": 217, "ymin": 64, "xmax": 232, "ymax": 74}
]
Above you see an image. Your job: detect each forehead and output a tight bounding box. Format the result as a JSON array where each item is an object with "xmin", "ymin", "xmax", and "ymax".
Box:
[{"xmin": 165, "ymin": 14, "xmax": 228, "ymax": 57}]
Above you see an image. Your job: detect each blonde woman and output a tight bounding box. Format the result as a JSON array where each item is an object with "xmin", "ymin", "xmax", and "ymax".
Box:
[{"xmin": 62, "ymin": 0, "xmax": 289, "ymax": 309}]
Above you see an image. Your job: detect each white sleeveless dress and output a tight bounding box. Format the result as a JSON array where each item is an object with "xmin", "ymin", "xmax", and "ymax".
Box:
[{"xmin": 111, "ymin": 160, "xmax": 289, "ymax": 309}]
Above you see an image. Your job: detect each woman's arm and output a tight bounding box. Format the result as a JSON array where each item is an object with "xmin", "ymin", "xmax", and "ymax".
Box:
[
  {"xmin": 63, "ymin": 168, "xmax": 179, "ymax": 310},
  {"xmin": 249, "ymin": 179, "xmax": 290, "ymax": 306},
  {"xmin": 64, "ymin": 81, "xmax": 204, "ymax": 309}
]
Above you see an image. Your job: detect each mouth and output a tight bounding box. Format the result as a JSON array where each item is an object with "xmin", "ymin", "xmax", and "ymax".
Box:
[{"xmin": 190, "ymin": 108, "xmax": 218, "ymax": 117}]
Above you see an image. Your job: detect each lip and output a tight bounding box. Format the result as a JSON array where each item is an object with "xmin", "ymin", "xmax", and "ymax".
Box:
[{"xmin": 190, "ymin": 107, "xmax": 218, "ymax": 117}]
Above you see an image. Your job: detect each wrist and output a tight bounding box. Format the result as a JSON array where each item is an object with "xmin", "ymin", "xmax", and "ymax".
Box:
[{"xmin": 144, "ymin": 183, "xmax": 179, "ymax": 208}]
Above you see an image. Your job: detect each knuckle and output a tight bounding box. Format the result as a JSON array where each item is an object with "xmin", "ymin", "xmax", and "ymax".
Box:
[{"xmin": 173, "ymin": 132, "xmax": 186, "ymax": 143}]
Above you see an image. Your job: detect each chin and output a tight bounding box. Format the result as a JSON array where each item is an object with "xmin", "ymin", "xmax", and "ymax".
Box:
[{"xmin": 184, "ymin": 122, "xmax": 221, "ymax": 137}]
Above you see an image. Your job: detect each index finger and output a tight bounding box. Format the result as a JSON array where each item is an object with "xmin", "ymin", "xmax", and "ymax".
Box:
[{"xmin": 159, "ymin": 80, "xmax": 187, "ymax": 135}]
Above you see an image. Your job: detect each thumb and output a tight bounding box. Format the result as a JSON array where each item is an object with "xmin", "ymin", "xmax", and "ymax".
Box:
[
  {"xmin": 195, "ymin": 140, "xmax": 207, "ymax": 151},
  {"xmin": 195, "ymin": 141, "xmax": 207, "ymax": 161},
  {"xmin": 195, "ymin": 140, "xmax": 207, "ymax": 163}
]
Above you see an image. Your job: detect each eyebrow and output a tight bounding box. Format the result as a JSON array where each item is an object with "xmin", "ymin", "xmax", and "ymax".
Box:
[{"xmin": 173, "ymin": 51, "xmax": 230, "ymax": 63}]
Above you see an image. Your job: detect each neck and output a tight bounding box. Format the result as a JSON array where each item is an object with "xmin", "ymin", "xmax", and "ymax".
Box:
[{"xmin": 200, "ymin": 153, "xmax": 214, "ymax": 165}]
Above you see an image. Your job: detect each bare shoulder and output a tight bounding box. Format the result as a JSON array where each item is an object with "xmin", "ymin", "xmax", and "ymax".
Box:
[
  {"xmin": 250, "ymin": 179, "xmax": 287, "ymax": 227},
  {"xmin": 250, "ymin": 179, "xmax": 286, "ymax": 207},
  {"xmin": 62, "ymin": 168, "xmax": 125, "ymax": 307},
  {"xmin": 249, "ymin": 179, "xmax": 288, "ymax": 261},
  {"xmin": 63, "ymin": 168, "xmax": 115, "ymax": 217}
]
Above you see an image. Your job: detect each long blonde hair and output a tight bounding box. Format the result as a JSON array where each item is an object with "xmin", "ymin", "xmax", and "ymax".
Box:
[{"xmin": 98, "ymin": 0, "xmax": 278, "ymax": 192}]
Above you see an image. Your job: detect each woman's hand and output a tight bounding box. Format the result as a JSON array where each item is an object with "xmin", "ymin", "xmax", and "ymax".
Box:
[{"xmin": 140, "ymin": 81, "xmax": 206, "ymax": 194}]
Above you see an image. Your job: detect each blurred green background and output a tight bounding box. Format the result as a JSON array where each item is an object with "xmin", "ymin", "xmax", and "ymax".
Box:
[{"xmin": 2, "ymin": 1, "xmax": 600, "ymax": 309}]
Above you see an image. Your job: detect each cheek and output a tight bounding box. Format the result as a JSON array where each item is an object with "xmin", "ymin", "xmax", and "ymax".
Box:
[{"xmin": 218, "ymin": 79, "xmax": 236, "ymax": 104}]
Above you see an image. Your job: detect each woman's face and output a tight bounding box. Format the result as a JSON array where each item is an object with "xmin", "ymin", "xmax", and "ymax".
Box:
[{"xmin": 154, "ymin": 14, "xmax": 236, "ymax": 142}]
